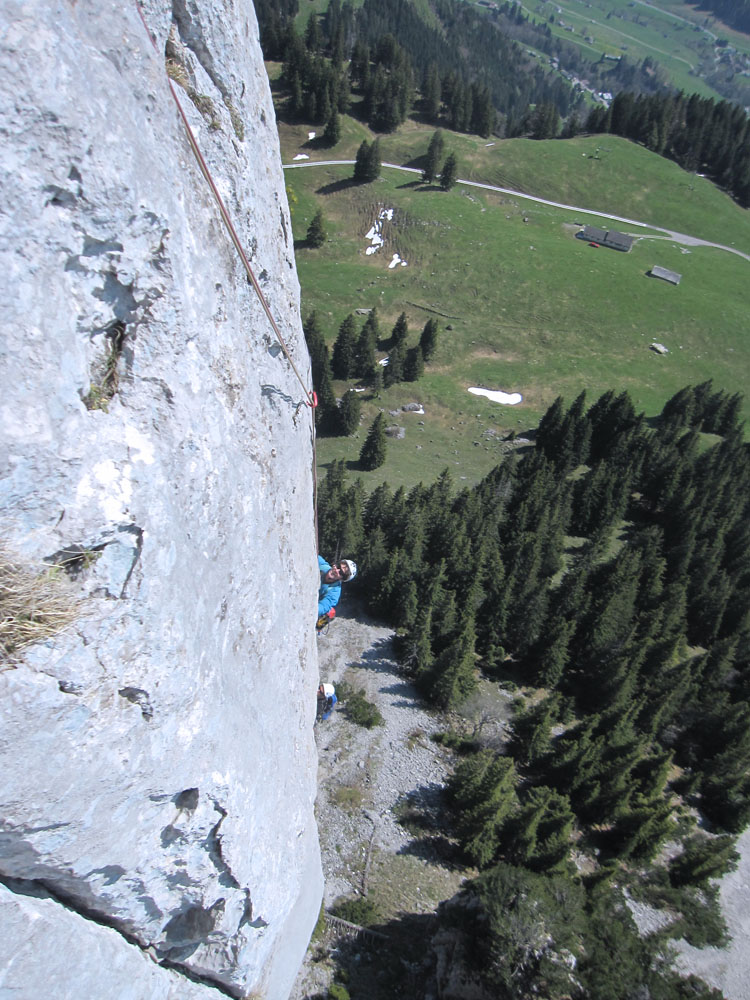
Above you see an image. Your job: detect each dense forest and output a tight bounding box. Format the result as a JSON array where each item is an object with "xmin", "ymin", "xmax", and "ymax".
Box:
[
  {"xmin": 317, "ymin": 383, "xmax": 749, "ymax": 998},
  {"xmin": 696, "ymin": 0, "xmax": 750, "ymax": 34},
  {"xmin": 586, "ymin": 90, "xmax": 750, "ymax": 207},
  {"xmin": 253, "ymin": 0, "xmax": 672, "ymax": 135}
]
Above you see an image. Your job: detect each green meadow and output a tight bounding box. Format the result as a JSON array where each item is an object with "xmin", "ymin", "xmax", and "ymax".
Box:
[{"xmin": 279, "ymin": 120, "xmax": 750, "ymax": 490}]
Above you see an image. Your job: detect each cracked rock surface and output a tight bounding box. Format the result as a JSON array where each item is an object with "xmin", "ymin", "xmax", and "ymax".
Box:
[{"xmin": 0, "ymin": 1, "xmax": 321, "ymax": 997}]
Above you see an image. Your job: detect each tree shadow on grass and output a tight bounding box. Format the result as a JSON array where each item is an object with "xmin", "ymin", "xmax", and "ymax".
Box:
[
  {"xmin": 316, "ymin": 177, "xmax": 358, "ymax": 196},
  {"xmin": 396, "ymin": 179, "xmax": 423, "ymax": 190}
]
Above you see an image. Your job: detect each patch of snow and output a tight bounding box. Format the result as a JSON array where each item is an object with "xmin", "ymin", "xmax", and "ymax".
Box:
[
  {"xmin": 389, "ymin": 254, "xmax": 402, "ymax": 269},
  {"xmin": 485, "ymin": 142, "xmax": 496, "ymax": 147},
  {"xmin": 363, "ymin": 207, "xmax": 396, "ymax": 258},
  {"xmin": 292, "ymin": 153, "xmax": 309, "ymax": 161},
  {"xmin": 468, "ymin": 386, "xmax": 523, "ymax": 406},
  {"xmin": 308, "ymin": 131, "xmax": 316, "ymax": 140},
  {"xmin": 378, "ymin": 357, "xmax": 389, "ymax": 366}
]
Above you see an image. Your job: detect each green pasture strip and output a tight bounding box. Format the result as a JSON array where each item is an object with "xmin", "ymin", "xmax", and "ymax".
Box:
[
  {"xmin": 286, "ymin": 163, "xmax": 750, "ymax": 488},
  {"xmin": 357, "ymin": 127, "xmax": 750, "ymax": 253}
]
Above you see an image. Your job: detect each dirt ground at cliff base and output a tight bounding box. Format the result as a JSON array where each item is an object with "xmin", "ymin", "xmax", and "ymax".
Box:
[
  {"xmin": 290, "ymin": 602, "xmax": 470, "ymax": 1000},
  {"xmin": 291, "ymin": 602, "xmax": 750, "ymax": 1000}
]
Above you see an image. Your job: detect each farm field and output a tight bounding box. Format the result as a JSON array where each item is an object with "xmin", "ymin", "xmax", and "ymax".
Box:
[
  {"xmin": 464, "ymin": 0, "xmax": 750, "ymax": 105},
  {"xmin": 278, "ymin": 117, "xmax": 750, "ymax": 490}
]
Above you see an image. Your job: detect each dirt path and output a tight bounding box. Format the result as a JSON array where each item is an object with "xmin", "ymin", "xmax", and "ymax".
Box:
[{"xmin": 283, "ymin": 160, "xmax": 750, "ymax": 262}]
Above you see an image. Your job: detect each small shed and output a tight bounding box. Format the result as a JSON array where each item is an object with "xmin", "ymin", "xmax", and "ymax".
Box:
[
  {"xmin": 649, "ymin": 265, "xmax": 682, "ymax": 285},
  {"xmin": 576, "ymin": 225, "xmax": 634, "ymax": 252}
]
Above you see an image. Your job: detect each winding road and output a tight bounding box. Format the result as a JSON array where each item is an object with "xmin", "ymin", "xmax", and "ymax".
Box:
[{"xmin": 283, "ymin": 158, "xmax": 750, "ymax": 262}]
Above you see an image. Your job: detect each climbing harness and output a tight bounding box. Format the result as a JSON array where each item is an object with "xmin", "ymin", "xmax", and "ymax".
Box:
[
  {"xmin": 133, "ymin": 1, "xmax": 321, "ymax": 550},
  {"xmin": 316, "ymin": 607, "xmax": 335, "ymax": 635}
]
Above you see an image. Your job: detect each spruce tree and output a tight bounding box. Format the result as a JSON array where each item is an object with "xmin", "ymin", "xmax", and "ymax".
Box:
[
  {"xmin": 430, "ymin": 614, "xmax": 478, "ymax": 709},
  {"xmin": 331, "ymin": 314, "xmax": 357, "ymax": 380},
  {"xmin": 323, "ymin": 106, "xmax": 340, "ymax": 146},
  {"xmin": 419, "ymin": 318, "xmax": 439, "ymax": 362},
  {"xmin": 440, "ymin": 152, "xmax": 458, "ymax": 190},
  {"xmin": 383, "ymin": 342, "xmax": 405, "ymax": 387},
  {"xmin": 403, "ymin": 345, "xmax": 424, "ymax": 382},
  {"xmin": 337, "ymin": 388, "xmax": 361, "ymax": 436},
  {"xmin": 366, "ymin": 138, "xmax": 382, "ymax": 181},
  {"xmin": 306, "ymin": 208, "xmax": 326, "ymax": 248},
  {"xmin": 669, "ymin": 834, "xmax": 739, "ymax": 887},
  {"xmin": 508, "ymin": 786, "xmax": 575, "ymax": 874},
  {"xmin": 391, "ymin": 311, "xmax": 408, "ymax": 348},
  {"xmin": 448, "ymin": 750, "xmax": 518, "ymax": 868},
  {"xmin": 353, "ymin": 139, "xmax": 370, "ymax": 182},
  {"xmin": 422, "ymin": 129, "xmax": 445, "ymax": 183},
  {"xmin": 359, "ymin": 413, "xmax": 387, "ymax": 471}
]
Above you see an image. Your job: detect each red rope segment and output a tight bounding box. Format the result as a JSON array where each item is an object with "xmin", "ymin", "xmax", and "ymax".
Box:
[
  {"xmin": 133, "ymin": 2, "xmax": 320, "ymax": 552},
  {"xmin": 133, "ymin": 2, "xmax": 315, "ymax": 408}
]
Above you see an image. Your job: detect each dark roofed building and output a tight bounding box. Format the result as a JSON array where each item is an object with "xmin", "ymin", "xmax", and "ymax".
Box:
[
  {"xmin": 649, "ymin": 265, "xmax": 682, "ymax": 285},
  {"xmin": 577, "ymin": 225, "xmax": 634, "ymax": 252},
  {"xmin": 577, "ymin": 225, "xmax": 607, "ymax": 244}
]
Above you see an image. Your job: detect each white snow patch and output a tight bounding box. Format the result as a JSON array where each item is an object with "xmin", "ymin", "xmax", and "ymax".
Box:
[
  {"xmin": 363, "ymin": 207, "xmax": 400, "ymax": 260},
  {"xmin": 378, "ymin": 357, "xmax": 389, "ymax": 366},
  {"xmin": 468, "ymin": 386, "xmax": 523, "ymax": 406},
  {"xmin": 308, "ymin": 131, "xmax": 316, "ymax": 140},
  {"xmin": 293, "ymin": 153, "xmax": 309, "ymax": 161}
]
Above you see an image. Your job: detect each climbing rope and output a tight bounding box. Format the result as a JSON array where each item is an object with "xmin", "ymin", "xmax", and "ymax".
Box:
[{"xmin": 133, "ymin": 2, "xmax": 320, "ymax": 550}]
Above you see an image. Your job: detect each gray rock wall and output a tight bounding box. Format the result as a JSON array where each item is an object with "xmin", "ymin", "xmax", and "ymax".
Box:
[{"xmin": 0, "ymin": 1, "xmax": 321, "ymax": 997}]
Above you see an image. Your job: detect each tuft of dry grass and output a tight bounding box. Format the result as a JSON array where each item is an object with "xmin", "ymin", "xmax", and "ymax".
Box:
[{"xmin": 0, "ymin": 548, "xmax": 81, "ymax": 664}]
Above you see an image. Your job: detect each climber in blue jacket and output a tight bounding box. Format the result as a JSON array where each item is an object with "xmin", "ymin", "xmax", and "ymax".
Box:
[{"xmin": 318, "ymin": 554, "xmax": 357, "ymax": 617}]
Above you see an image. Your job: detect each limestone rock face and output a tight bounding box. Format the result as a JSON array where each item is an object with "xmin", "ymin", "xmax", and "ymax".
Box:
[{"xmin": 0, "ymin": 1, "xmax": 321, "ymax": 997}]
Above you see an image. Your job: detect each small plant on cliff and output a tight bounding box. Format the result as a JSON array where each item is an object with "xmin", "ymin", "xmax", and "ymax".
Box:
[
  {"xmin": 83, "ymin": 321, "xmax": 126, "ymax": 411},
  {"xmin": 223, "ymin": 96, "xmax": 244, "ymax": 141},
  {"xmin": 0, "ymin": 546, "xmax": 81, "ymax": 663}
]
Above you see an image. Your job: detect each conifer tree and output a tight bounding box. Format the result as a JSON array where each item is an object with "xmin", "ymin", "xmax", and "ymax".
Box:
[
  {"xmin": 440, "ymin": 152, "xmax": 458, "ymax": 190},
  {"xmin": 359, "ymin": 412, "xmax": 387, "ymax": 470},
  {"xmin": 402, "ymin": 603, "xmax": 435, "ymax": 680},
  {"xmin": 508, "ymin": 786, "xmax": 575, "ymax": 874},
  {"xmin": 419, "ymin": 317, "xmax": 439, "ymax": 362},
  {"xmin": 669, "ymin": 834, "xmax": 739, "ymax": 887},
  {"xmin": 429, "ymin": 614, "xmax": 478, "ymax": 709},
  {"xmin": 323, "ymin": 106, "xmax": 341, "ymax": 146},
  {"xmin": 337, "ymin": 388, "xmax": 361, "ymax": 436},
  {"xmin": 422, "ymin": 129, "xmax": 445, "ymax": 183},
  {"xmin": 508, "ymin": 694, "xmax": 560, "ymax": 768},
  {"xmin": 448, "ymin": 750, "xmax": 518, "ymax": 868},
  {"xmin": 355, "ymin": 316, "xmax": 377, "ymax": 380},
  {"xmin": 306, "ymin": 208, "xmax": 326, "ymax": 248},
  {"xmin": 403, "ymin": 345, "xmax": 424, "ymax": 382},
  {"xmin": 353, "ymin": 139, "xmax": 370, "ymax": 182},
  {"xmin": 366, "ymin": 137, "xmax": 382, "ymax": 181},
  {"xmin": 391, "ymin": 311, "xmax": 408, "ymax": 348},
  {"xmin": 331, "ymin": 314, "xmax": 357, "ymax": 379},
  {"xmin": 303, "ymin": 311, "xmax": 336, "ymax": 433},
  {"xmin": 383, "ymin": 342, "xmax": 405, "ymax": 387}
]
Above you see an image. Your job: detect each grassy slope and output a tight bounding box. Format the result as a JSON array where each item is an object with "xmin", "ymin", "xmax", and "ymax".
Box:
[{"xmin": 277, "ymin": 109, "xmax": 750, "ymax": 492}]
